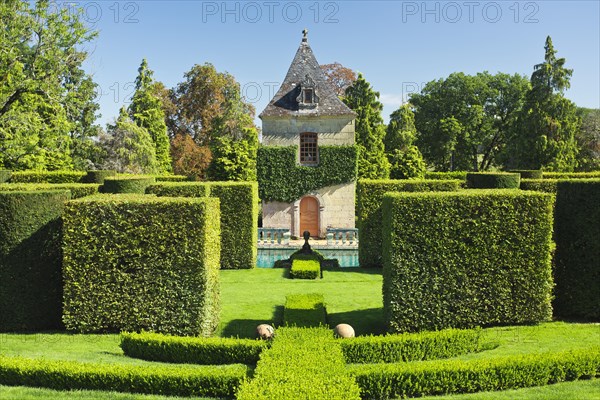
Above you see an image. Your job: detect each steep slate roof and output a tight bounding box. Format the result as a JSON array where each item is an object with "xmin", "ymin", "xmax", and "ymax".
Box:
[{"xmin": 259, "ymin": 33, "xmax": 356, "ymax": 119}]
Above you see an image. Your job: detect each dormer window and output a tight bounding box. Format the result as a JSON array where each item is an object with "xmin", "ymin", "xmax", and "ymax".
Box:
[
  {"xmin": 300, "ymin": 132, "xmax": 318, "ymax": 165},
  {"xmin": 297, "ymin": 74, "xmax": 319, "ymax": 110},
  {"xmin": 304, "ymin": 88, "xmax": 314, "ymax": 104}
]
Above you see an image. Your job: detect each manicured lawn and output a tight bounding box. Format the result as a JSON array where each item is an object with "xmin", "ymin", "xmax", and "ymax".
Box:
[
  {"xmin": 0, "ymin": 268, "xmax": 598, "ymax": 399},
  {"xmin": 420, "ymin": 379, "xmax": 600, "ymax": 400},
  {"xmin": 217, "ymin": 268, "xmax": 384, "ymax": 337},
  {"xmin": 0, "ymin": 385, "xmax": 210, "ymax": 399}
]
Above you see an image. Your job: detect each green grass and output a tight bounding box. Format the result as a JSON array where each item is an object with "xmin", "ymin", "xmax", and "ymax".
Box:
[
  {"xmin": 1, "ymin": 268, "xmax": 598, "ymax": 399},
  {"xmin": 420, "ymin": 379, "xmax": 600, "ymax": 399},
  {"xmin": 0, "ymin": 385, "xmax": 211, "ymax": 399},
  {"xmin": 217, "ymin": 268, "xmax": 384, "ymax": 337}
]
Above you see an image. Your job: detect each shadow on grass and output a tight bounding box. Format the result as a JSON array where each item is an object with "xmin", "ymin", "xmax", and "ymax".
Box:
[
  {"xmin": 219, "ymin": 306, "xmax": 284, "ymax": 338},
  {"xmin": 327, "ymin": 307, "xmax": 386, "ymax": 336},
  {"xmin": 322, "ymin": 266, "xmax": 383, "ymax": 276}
]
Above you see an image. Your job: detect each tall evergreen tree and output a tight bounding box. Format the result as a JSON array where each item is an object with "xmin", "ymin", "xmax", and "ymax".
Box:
[
  {"xmin": 343, "ymin": 73, "xmax": 390, "ymax": 179},
  {"xmin": 509, "ymin": 36, "xmax": 580, "ymax": 171},
  {"xmin": 129, "ymin": 59, "xmax": 172, "ymax": 173},
  {"xmin": 100, "ymin": 107, "xmax": 159, "ymax": 174},
  {"xmin": 384, "ymin": 104, "xmax": 426, "ymax": 179}
]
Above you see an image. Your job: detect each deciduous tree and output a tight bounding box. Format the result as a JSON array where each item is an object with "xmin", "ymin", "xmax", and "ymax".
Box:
[
  {"xmin": 320, "ymin": 62, "xmax": 357, "ymax": 97},
  {"xmin": 343, "ymin": 73, "xmax": 390, "ymax": 179}
]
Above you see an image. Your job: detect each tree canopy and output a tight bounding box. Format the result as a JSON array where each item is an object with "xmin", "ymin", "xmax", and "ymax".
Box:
[
  {"xmin": 385, "ymin": 104, "xmax": 426, "ymax": 179},
  {"xmin": 0, "ymin": 0, "xmax": 99, "ymax": 170},
  {"xmin": 343, "ymin": 73, "xmax": 390, "ymax": 179}
]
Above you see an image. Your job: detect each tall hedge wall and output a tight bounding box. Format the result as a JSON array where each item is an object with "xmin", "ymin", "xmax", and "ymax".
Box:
[
  {"xmin": 0, "ymin": 190, "xmax": 71, "ymax": 331},
  {"xmin": 62, "ymin": 195, "xmax": 221, "ymax": 336},
  {"xmin": 257, "ymin": 145, "xmax": 358, "ymax": 203},
  {"xmin": 466, "ymin": 172, "xmax": 520, "ymax": 189},
  {"xmin": 146, "ymin": 181, "xmax": 258, "ymax": 269},
  {"xmin": 207, "ymin": 182, "xmax": 258, "ymax": 269},
  {"xmin": 382, "ymin": 190, "xmax": 554, "ymax": 332},
  {"xmin": 0, "ymin": 170, "xmax": 11, "ymax": 183},
  {"xmin": 553, "ymin": 179, "xmax": 600, "ymax": 320},
  {"xmin": 357, "ymin": 179, "xmax": 461, "ymax": 268}
]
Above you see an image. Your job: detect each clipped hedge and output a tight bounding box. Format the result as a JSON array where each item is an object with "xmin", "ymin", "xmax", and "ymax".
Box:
[
  {"xmin": 290, "ymin": 259, "xmax": 320, "ymax": 279},
  {"xmin": 236, "ymin": 327, "xmax": 361, "ymax": 400},
  {"xmin": 509, "ymin": 169, "xmax": 543, "ymax": 179},
  {"xmin": 81, "ymin": 170, "xmax": 116, "ymax": 184},
  {"xmin": 466, "ymin": 172, "xmax": 520, "ymax": 189},
  {"xmin": 0, "ymin": 183, "xmax": 100, "ymax": 199},
  {"xmin": 424, "ymin": 171, "xmax": 468, "ymax": 181},
  {"xmin": 554, "ymin": 179, "xmax": 600, "ymax": 320},
  {"xmin": 9, "ymin": 170, "xmax": 85, "ymax": 183},
  {"xmin": 0, "ymin": 170, "xmax": 10, "ymax": 183},
  {"xmin": 146, "ymin": 182, "xmax": 210, "ymax": 197},
  {"xmin": 62, "ymin": 195, "xmax": 221, "ymax": 335},
  {"xmin": 284, "ymin": 293, "xmax": 327, "ymax": 327},
  {"xmin": 154, "ymin": 175, "xmax": 189, "ymax": 182},
  {"xmin": 340, "ymin": 328, "xmax": 482, "ymax": 364},
  {"xmin": 543, "ymin": 171, "xmax": 600, "ymax": 179},
  {"xmin": 208, "ymin": 182, "xmax": 258, "ymax": 269},
  {"xmin": 0, "ymin": 190, "xmax": 71, "ymax": 331},
  {"xmin": 349, "ymin": 347, "xmax": 600, "ymax": 399},
  {"xmin": 0, "ymin": 355, "xmax": 248, "ymax": 398},
  {"xmin": 101, "ymin": 176, "xmax": 156, "ymax": 194},
  {"xmin": 257, "ymin": 145, "xmax": 358, "ymax": 203},
  {"xmin": 120, "ymin": 332, "xmax": 267, "ymax": 365},
  {"xmin": 382, "ymin": 190, "xmax": 554, "ymax": 332},
  {"xmin": 357, "ymin": 179, "xmax": 461, "ymax": 268},
  {"xmin": 520, "ymin": 178, "xmax": 560, "ymax": 193},
  {"xmin": 148, "ymin": 181, "xmax": 258, "ymax": 269}
]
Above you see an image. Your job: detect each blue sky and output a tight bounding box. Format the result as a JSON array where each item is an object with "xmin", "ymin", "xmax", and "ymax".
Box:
[{"xmin": 73, "ymin": 1, "xmax": 600, "ymax": 127}]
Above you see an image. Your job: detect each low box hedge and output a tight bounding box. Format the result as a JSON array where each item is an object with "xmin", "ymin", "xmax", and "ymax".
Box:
[
  {"xmin": 466, "ymin": 172, "xmax": 521, "ymax": 189},
  {"xmin": 101, "ymin": 176, "xmax": 156, "ymax": 194},
  {"xmin": 424, "ymin": 171, "xmax": 468, "ymax": 181},
  {"xmin": 62, "ymin": 195, "xmax": 221, "ymax": 335},
  {"xmin": 357, "ymin": 179, "xmax": 461, "ymax": 268},
  {"xmin": 340, "ymin": 328, "xmax": 482, "ymax": 364},
  {"xmin": 81, "ymin": 170, "xmax": 116, "ymax": 184},
  {"xmin": 509, "ymin": 169, "xmax": 543, "ymax": 179},
  {"xmin": 382, "ymin": 190, "xmax": 554, "ymax": 332},
  {"xmin": 290, "ymin": 259, "xmax": 320, "ymax": 279},
  {"xmin": 520, "ymin": 178, "xmax": 560, "ymax": 193},
  {"xmin": 9, "ymin": 170, "xmax": 86, "ymax": 183},
  {"xmin": 349, "ymin": 347, "xmax": 600, "ymax": 399},
  {"xmin": 284, "ymin": 293, "xmax": 327, "ymax": 327},
  {"xmin": 120, "ymin": 331, "xmax": 267, "ymax": 365},
  {"xmin": 154, "ymin": 175, "xmax": 189, "ymax": 182},
  {"xmin": 542, "ymin": 171, "xmax": 600, "ymax": 179},
  {"xmin": 0, "ymin": 190, "xmax": 71, "ymax": 331},
  {"xmin": 0, "ymin": 355, "xmax": 248, "ymax": 398},
  {"xmin": 0, "ymin": 183, "xmax": 100, "ymax": 199},
  {"xmin": 236, "ymin": 327, "xmax": 361, "ymax": 400},
  {"xmin": 0, "ymin": 170, "xmax": 11, "ymax": 183},
  {"xmin": 554, "ymin": 179, "xmax": 600, "ymax": 320}
]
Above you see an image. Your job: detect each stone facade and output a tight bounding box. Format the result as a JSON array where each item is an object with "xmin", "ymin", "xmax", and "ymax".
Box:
[
  {"xmin": 262, "ymin": 182, "xmax": 355, "ymax": 238},
  {"xmin": 259, "ymin": 33, "xmax": 356, "ymax": 238}
]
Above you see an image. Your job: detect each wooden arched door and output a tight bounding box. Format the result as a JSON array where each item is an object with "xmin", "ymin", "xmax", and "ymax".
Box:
[{"xmin": 299, "ymin": 196, "xmax": 319, "ymax": 237}]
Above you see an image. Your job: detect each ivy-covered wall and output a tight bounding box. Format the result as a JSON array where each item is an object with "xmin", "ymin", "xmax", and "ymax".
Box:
[{"xmin": 257, "ymin": 145, "xmax": 358, "ymax": 203}]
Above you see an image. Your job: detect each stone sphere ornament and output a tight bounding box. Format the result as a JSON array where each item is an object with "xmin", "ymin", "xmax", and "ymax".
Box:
[
  {"xmin": 256, "ymin": 324, "xmax": 275, "ymax": 340},
  {"xmin": 334, "ymin": 323, "xmax": 355, "ymax": 338}
]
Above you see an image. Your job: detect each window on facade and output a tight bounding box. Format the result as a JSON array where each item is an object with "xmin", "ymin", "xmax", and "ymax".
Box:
[
  {"xmin": 300, "ymin": 132, "xmax": 318, "ymax": 165},
  {"xmin": 303, "ymin": 88, "xmax": 314, "ymax": 104}
]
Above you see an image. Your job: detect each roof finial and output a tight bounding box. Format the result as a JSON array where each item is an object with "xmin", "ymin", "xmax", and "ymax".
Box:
[{"xmin": 302, "ymin": 28, "xmax": 308, "ymax": 42}]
